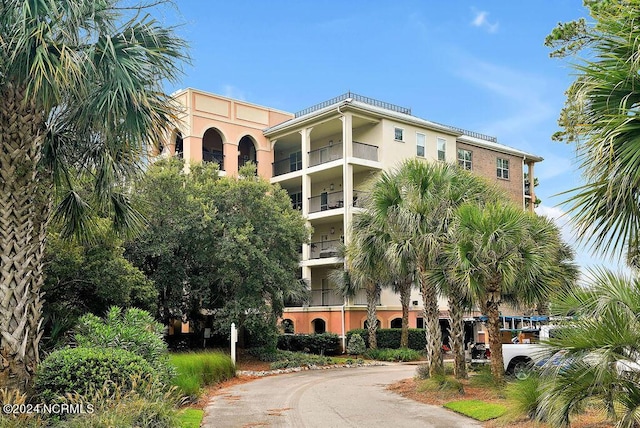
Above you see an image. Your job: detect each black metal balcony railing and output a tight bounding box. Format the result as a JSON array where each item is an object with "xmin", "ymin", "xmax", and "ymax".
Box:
[
  {"xmin": 352, "ymin": 190, "xmax": 369, "ymax": 208},
  {"xmin": 308, "ymin": 191, "xmax": 344, "ymax": 213},
  {"xmin": 309, "ymin": 239, "xmax": 342, "ymax": 259},
  {"xmin": 272, "ymin": 157, "xmax": 302, "ymax": 176},
  {"xmin": 309, "ymin": 289, "xmax": 343, "ymax": 306},
  {"xmin": 309, "ymin": 142, "xmax": 343, "ymax": 167},
  {"xmin": 524, "ymin": 181, "xmax": 531, "ymax": 196},
  {"xmin": 238, "ymin": 157, "xmax": 258, "ymax": 168},
  {"xmin": 294, "ymin": 92, "xmax": 412, "ymax": 118},
  {"xmin": 352, "ymin": 141, "xmax": 378, "ymax": 162},
  {"xmin": 203, "ymin": 150, "xmax": 224, "ymax": 170}
]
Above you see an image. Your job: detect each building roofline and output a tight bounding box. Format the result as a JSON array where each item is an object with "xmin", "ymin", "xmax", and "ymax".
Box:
[
  {"xmin": 171, "ymin": 87, "xmax": 294, "ymax": 117},
  {"xmin": 457, "ymin": 135, "xmax": 543, "ymax": 162}
]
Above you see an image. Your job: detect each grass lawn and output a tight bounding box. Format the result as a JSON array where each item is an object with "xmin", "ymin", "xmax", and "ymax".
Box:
[
  {"xmin": 177, "ymin": 408, "xmax": 204, "ymax": 428},
  {"xmin": 443, "ymin": 399, "xmax": 507, "ymax": 421}
]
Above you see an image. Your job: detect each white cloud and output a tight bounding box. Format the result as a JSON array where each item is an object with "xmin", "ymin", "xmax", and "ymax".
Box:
[
  {"xmin": 471, "ymin": 10, "xmax": 498, "ymax": 33},
  {"xmin": 221, "ymin": 85, "xmax": 246, "ymax": 101},
  {"xmin": 535, "ymin": 204, "xmax": 576, "ymax": 244}
]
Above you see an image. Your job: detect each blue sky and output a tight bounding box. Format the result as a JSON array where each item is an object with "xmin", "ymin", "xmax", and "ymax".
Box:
[{"xmin": 161, "ymin": 1, "xmax": 623, "ymax": 275}]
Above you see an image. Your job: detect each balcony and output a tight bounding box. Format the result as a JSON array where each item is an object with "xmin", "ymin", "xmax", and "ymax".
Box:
[
  {"xmin": 351, "ymin": 289, "xmax": 381, "ymax": 306},
  {"xmin": 310, "ymin": 239, "xmax": 342, "ymax": 260},
  {"xmin": 310, "ymin": 289, "xmax": 344, "ymax": 306},
  {"xmin": 309, "ymin": 143, "xmax": 343, "ymax": 167},
  {"xmin": 273, "ymin": 155, "xmax": 302, "ymax": 177},
  {"xmin": 352, "ymin": 141, "xmax": 378, "ymax": 162},
  {"xmin": 203, "ymin": 150, "xmax": 224, "ymax": 170},
  {"xmin": 309, "ymin": 191, "xmax": 344, "ymax": 213}
]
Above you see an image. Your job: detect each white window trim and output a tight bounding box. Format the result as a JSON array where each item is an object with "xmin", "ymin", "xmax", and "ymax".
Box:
[
  {"xmin": 437, "ymin": 137, "xmax": 446, "ymax": 161},
  {"xmin": 416, "ymin": 132, "xmax": 426, "ymax": 157},
  {"xmin": 497, "ymin": 158, "xmax": 510, "ymax": 179},
  {"xmin": 394, "ymin": 127, "xmax": 404, "ymax": 142}
]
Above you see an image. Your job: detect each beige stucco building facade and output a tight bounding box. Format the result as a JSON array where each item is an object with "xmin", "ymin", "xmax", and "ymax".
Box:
[{"xmin": 165, "ymin": 88, "xmax": 543, "ymax": 342}]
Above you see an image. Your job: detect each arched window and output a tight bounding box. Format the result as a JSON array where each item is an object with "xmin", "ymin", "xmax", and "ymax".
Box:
[
  {"xmin": 174, "ymin": 131, "xmax": 183, "ymax": 158},
  {"xmin": 282, "ymin": 319, "xmax": 294, "ymax": 334},
  {"xmin": 390, "ymin": 318, "xmax": 402, "ymax": 329},
  {"xmin": 238, "ymin": 135, "xmax": 257, "ymax": 171},
  {"xmin": 202, "ymin": 128, "xmax": 224, "ymax": 169},
  {"xmin": 312, "ymin": 318, "xmax": 326, "ymax": 334}
]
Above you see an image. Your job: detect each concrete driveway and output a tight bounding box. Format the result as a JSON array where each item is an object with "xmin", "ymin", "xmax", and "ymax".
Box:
[{"xmin": 203, "ymin": 364, "xmax": 481, "ymax": 427}]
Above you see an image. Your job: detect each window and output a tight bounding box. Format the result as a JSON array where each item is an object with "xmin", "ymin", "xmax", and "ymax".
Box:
[
  {"xmin": 457, "ymin": 149, "xmax": 472, "ymax": 170},
  {"xmin": 290, "ymin": 192, "xmax": 302, "ymax": 210},
  {"xmin": 282, "ymin": 319, "xmax": 294, "ymax": 334},
  {"xmin": 416, "ymin": 133, "xmax": 425, "ymax": 157},
  {"xmin": 390, "ymin": 318, "xmax": 402, "ymax": 329},
  {"xmin": 394, "ymin": 127, "xmax": 404, "ymax": 141},
  {"xmin": 289, "ymin": 151, "xmax": 302, "ymax": 172},
  {"xmin": 437, "ymin": 137, "xmax": 446, "ymax": 161},
  {"xmin": 312, "ymin": 318, "xmax": 326, "ymax": 334},
  {"xmin": 497, "ymin": 158, "xmax": 509, "ymax": 179}
]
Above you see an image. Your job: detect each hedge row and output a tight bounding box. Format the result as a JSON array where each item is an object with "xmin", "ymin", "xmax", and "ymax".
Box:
[
  {"xmin": 277, "ymin": 333, "xmax": 341, "ymax": 355},
  {"xmin": 346, "ymin": 328, "xmax": 427, "ymax": 351}
]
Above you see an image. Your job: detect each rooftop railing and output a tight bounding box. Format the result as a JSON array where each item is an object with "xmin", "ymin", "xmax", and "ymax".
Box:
[{"xmin": 295, "ymin": 92, "xmax": 411, "ymax": 118}]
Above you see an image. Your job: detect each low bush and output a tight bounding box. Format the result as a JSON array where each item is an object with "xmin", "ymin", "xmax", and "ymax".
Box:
[
  {"xmin": 346, "ymin": 328, "xmax": 427, "ymax": 351},
  {"xmin": 56, "ymin": 375, "xmax": 180, "ymax": 428},
  {"xmin": 268, "ymin": 350, "xmax": 333, "ymax": 369},
  {"xmin": 347, "ymin": 333, "xmax": 366, "ymax": 356},
  {"xmin": 505, "ymin": 374, "xmax": 545, "ymax": 421},
  {"xmin": 34, "ymin": 347, "xmax": 155, "ymax": 402},
  {"xmin": 364, "ymin": 348, "xmax": 423, "ymax": 362},
  {"xmin": 170, "ymin": 352, "xmax": 236, "ymax": 399},
  {"xmin": 277, "ymin": 333, "xmax": 341, "ymax": 355},
  {"xmin": 75, "ymin": 307, "xmax": 174, "ymax": 381}
]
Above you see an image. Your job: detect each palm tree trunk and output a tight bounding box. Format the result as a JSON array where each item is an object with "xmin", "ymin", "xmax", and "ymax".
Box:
[
  {"xmin": 419, "ymin": 269, "xmax": 443, "ymax": 377},
  {"xmin": 448, "ymin": 294, "xmax": 467, "ymax": 379},
  {"xmin": 485, "ymin": 298, "xmax": 505, "ymax": 383},
  {"xmin": 366, "ymin": 283, "xmax": 379, "ymax": 349},
  {"xmin": 399, "ymin": 278, "xmax": 411, "ymax": 348},
  {"xmin": 0, "ymin": 83, "xmax": 49, "ymax": 391}
]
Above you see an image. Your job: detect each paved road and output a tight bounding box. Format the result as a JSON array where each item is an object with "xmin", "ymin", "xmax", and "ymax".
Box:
[{"xmin": 203, "ymin": 364, "xmax": 481, "ymax": 428}]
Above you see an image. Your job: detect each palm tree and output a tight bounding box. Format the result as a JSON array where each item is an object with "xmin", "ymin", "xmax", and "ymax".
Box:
[
  {"xmin": 368, "ymin": 160, "xmax": 493, "ymax": 377},
  {"xmin": 340, "ymin": 211, "xmax": 390, "ymax": 349},
  {"xmin": 537, "ymin": 268, "xmax": 640, "ymax": 428},
  {"xmin": 546, "ymin": 2, "xmax": 640, "ymax": 263},
  {"xmin": 450, "ymin": 203, "xmax": 575, "ymax": 382},
  {"xmin": 0, "ymin": 1, "xmax": 186, "ymax": 390}
]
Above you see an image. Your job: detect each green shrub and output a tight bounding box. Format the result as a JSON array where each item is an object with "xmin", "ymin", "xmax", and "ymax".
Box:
[
  {"xmin": 277, "ymin": 333, "xmax": 341, "ymax": 355},
  {"xmin": 75, "ymin": 307, "xmax": 173, "ymax": 380},
  {"xmin": 364, "ymin": 348, "xmax": 423, "ymax": 362},
  {"xmin": 418, "ymin": 374, "xmax": 465, "ymax": 397},
  {"xmin": 346, "ymin": 328, "xmax": 427, "ymax": 351},
  {"xmin": 347, "ymin": 333, "xmax": 366, "ymax": 356},
  {"xmin": 505, "ymin": 374, "xmax": 544, "ymax": 420},
  {"xmin": 56, "ymin": 375, "xmax": 180, "ymax": 428},
  {"xmin": 170, "ymin": 352, "xmax": 235, "ymax": 399},
  {"xmin": 268, "ymin": 350, "xmax": 333, "ymax": 369},
  {"xmin": 34, "ymin": 347, "xmax": 155, "ymax": 402}
]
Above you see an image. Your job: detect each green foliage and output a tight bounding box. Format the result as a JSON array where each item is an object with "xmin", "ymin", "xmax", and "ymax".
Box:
[
  {"xmin": 546, "ymin": 1, "xmax": 640, "ymax": 261},
  {"xmin": 34, "ymin": 347, "xmax": 155, "ymax": 403},
  {"xmin": 505, "ymin": 375, "xmax": 544, "ymax": 421},
  {"xmin": 54, "ymin": 375, "xmax": 181, "ymax": 428},
  {"xmin": 347, "ymin": 333, "xmax": 366, "ymax": 356},
  {"xmin": 443, "ymin": 400, "xmax": 507, "ymax": 421},
  {"xmin": 169, "ymin": 352, "xmax": 236, "ymax": 399},
  {"xmin": 363, "ymin": 348, "xmax": 422, "ymax": 362},
  {"xmin": 346, "ymin": 328, "xmax": 427, "ymax": 351},
  {"xmin": 75, "ymin": 307, "xmax": 173, "ymax": 380},
  {"xmin": 468, "ymin": 365, "xmax": 498, "ymax": 389},
  {"xmin": 126, "ymin": 158, "xmax": 309, "ymax": 346},
  {"xmin": 42, "ymin": 222, "xmax": 156, "ymax": 350},
  {"xmin": 417, "ymin": 374, "xmax": 465, "ymax": 397},
  {"xmin": 268, "ymin": 351, "xmax": 333, "ymax": 369},
  {"xmin": 277, "ymin": 333, "xmax": 341, "ymax": 355}
]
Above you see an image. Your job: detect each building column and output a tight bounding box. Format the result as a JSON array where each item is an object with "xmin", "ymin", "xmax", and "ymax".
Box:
[
  {"xmin": 342, "ymin": 113, "xmax": 353, "ymax": 246},
  {"xmin": 224, "ymin": 142, "xmax": 238, "ymax": 176},
  {"xmin": 301, "ymin": 127, "xmax": 312, "ymax": 261},
  {"xmin": 527, "ymin": 161, "xmax": 536, "ymax": 213}
]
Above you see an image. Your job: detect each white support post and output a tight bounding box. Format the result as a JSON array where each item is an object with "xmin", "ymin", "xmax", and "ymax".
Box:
[{"xmin": 230, "ymin": 323, "xmax": 238, "ymax": 365}]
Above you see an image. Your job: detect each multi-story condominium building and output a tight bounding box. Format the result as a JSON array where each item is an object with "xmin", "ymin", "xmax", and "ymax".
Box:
[{"xmin": 164, "ymin": 88, "xmax": 542, "ymax": 343}]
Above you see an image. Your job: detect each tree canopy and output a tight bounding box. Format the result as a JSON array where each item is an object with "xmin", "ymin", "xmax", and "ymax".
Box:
[{"xmin": 126, "ymin": 160, "xmax": 309, "ymax": 348}]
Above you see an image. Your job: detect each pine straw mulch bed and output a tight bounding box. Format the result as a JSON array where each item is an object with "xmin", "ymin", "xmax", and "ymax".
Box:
[{"xmin": 387, "ymin": 376, "xmax": 614, "ymax": 428}]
